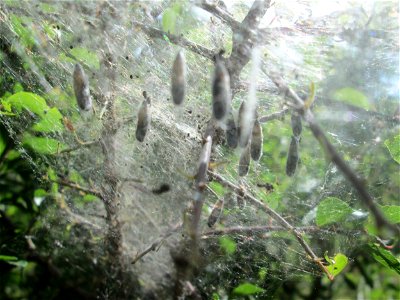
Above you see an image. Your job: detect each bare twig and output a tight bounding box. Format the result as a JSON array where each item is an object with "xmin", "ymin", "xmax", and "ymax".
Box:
[
  {"xmin": 198, "ymin": 1, "xmax": 241, "ymax": 30},
  {"xmin": 52, "ymin": 179, "xmax": 103, "ymax": 199},
  {"xmin": 208, "ymin": 171, "xmax": 334, "ymax": 280},
  {"xmin": 202, "ymin": 225, "xmax": 288, "ymax": 237},
  {"xmin": 132, "ymin": 21, "xmax": 215, "ymax": 60},
  {"xmin": 56, "ymin": 139, "xmax": 100, "ymax": 155},
  {"xmin": 259, "ymin": 108, "xmax": 289, "ymax": 123},
  {"xmin": 202, "ymin": 225, "xmax": 362, "ymax": 238},
  {"xmin": 132, "ymin": 222, "xmax": 182, "ymax": 264}
]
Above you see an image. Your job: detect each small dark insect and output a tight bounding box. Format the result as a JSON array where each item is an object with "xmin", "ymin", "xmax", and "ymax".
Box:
[
  {"xmin": 286, "ymin": 135, "xmax": 299, "ymax": 177},
  {"xmin": 207, "ymin": 198, "xmax": 224, "ymax": 227},
  {"xmin": 291, "ymin": 112, "xmax": 302, "ymax": 138},
  {"xmin": 212, "ymin": 54, "xmax": 231, "ymax": 120},
  {"xmin": 225, "ymin": 112, "xmax": 238, "ymax": 148},
  {"xmin": 250, "ymin": 115, "xmax": 263, "ymax": 161},
  {"xmin": 238, "ymin": 144, "xmax": 251, "ymax": 177},
  {"xmin": 73, "ymin": 63, "xmax": 92, "ymax": 111},
  {"xmin": 152, "ymin": 184, "xmax": 170, "ymax": 195},
  {"xmin": 256, "ymin": 182, "xmax": 274, "ymax": 193},
  {"xmin": 136, "ymin": 95, "xmax": 151, "ymax": 142},
  {"xmin": 171, "ymin": 50, "xmax": 186, "ymax": 105}
]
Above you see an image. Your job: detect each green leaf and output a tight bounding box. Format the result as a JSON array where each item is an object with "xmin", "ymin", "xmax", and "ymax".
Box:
[
  {"xmin": 32, "ymin": 107, "xmax": 64, "ymax": 132},
  {"xmin": 60, "ymin": 47, "xmax": 100, "ymax": 70},
  {"xmin": 326, "ymin": 253, "xmax": 348, "ymax": 277},
  {"xmin": 233, "ymin": 283, "xmax": 265, "ymax": 295},
  {"xmin": 0, "ymin": 255, "xmax": 18, "ymax": 261},
  {"xmin": 8, "ymin": 260, "xmax": 28, "ymax": 268},
  {"xmin": 384, "ymin": 134, "xmax": 400, "ymax": 164},
  {"xmin": 219, "ymin": 236, "xmax": 236, "ymax": 255},
  {"xmin": 13, "ymin": 82, "xmax": 24, "ymax": 93},
  {"xmin": 380, "ymin": 205, "xmax": 400, "ymax": 224},
  {"xmin": 333, "ymin": 87, "xmax": 370, "ymax": 110},
  {"xmin": 1, "ymin": 100, "xmax": 12, "ymax": 113},
  {"xmin": 208, "ymin": 181, "xmax": 225, "ymax": 197},
  {"xmin": 258, "ymin": 268, "xmax": 268, "ymax": 281},
  {"xmin": 211, "ymin": 293, "xmax": 220, "ymax": 300},
  {"xmin": 0, "ymin": 131, "xmax": 6, "ymax": 156},
  {"xmin": 368, "ymin": 243, "xmax": 400, "ymax": 274},
  {"xmin": 22, "ymin": 134, "xmax": 65, "ymax": 155},
  {"xmin": 82, "ymin": 194, "xmax": 99, "ymax": 202},
  {"xmin": 6, "ymin": 92, "xmax": 49, "ymax": 117},
  {"xmin": 316, "ymin": 197, "xmax": 353, "ymax": 226},
  {"xmin": 10, "ymin": 15, "xmax": 36, "ymax": 48},
  {"xmin": 162, "ymin": 8, "xmax": 177, "ymax": 34}
]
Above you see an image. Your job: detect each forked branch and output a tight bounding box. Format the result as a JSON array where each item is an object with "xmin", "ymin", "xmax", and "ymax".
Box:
[{"xmin": 208, "ymin": 171, "xmax": 334, "ymax": 280}]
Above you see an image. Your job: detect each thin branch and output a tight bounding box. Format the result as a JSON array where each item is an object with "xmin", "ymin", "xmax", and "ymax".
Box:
[
  {"xmin": 234, "ymin": 80, "xmax": 277, "ymax": 94},
  {"xmin": 202, "ymin": 225, "xmax": 288, "ymax": 237},
  {"xmin": 56, "ymin": 139, "xmax": 100, "ymax": 155},
  {"xmin": 208, "ymin": 171, "xmax": 334, "ymax": 280},
  {"xmin": 198, "ymin": 1, "xmax": 240, "ymax": 30},
  {"xmin": 132, "ymin": 20, "xmax": 215, "ymax": 60},
  {"xmin": 259, "ymin": 108, "xmax": 289, "ymax": 123},
  {"xmin": 202, "ymin": 225, "xmax": 362, "ymax": 238},
  {"xmin": 131, "ymin": 222, "xmax": 182, "ymax": 264},
  {"xmin": 53, "ymin": 178, "xmax": 103, "ymax": 199}
]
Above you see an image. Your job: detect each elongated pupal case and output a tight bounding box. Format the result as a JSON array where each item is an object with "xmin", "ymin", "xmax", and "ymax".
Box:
[
  {"xmin": 171, "ymin": 50, "xmax": 186, "ymax": 105},
  {"xmin": 238, "ymin": 144, "xmax": 251, "ymax": 177},
  {"xmin": 196, "ymin": 135, "xmax": 212, "ymax": 190},
  {"xmin": 212, "ymin": 57, "xmax": 231, "ymax": 120},
  {"xmin": 136, "ymin": 98, "xmax": 151, "ymax": 142},
  {"xmin": 286, "ymin": 135, "xmax": 299, "ymax": 176},
  {"xmin": 250, "ymin": 116, "xmax": 263, "ymax": 161},
  {"xmin": 225, "ymin": 112, "xmax": 238, "ymax": 148},
  {"xmin": 291, "ymin": 113, "xmax": 302, "ymax": 138},
  {"xmin": 238, "ymin": 100, "xmax": 256, "ymax": 148},
  {"xmin": 207, "ymin": 198, "xmax": 224, "ymax": 228},
  {"xmin": 73, "ymin": 63, "xmax": 92, "ymax": 111}
]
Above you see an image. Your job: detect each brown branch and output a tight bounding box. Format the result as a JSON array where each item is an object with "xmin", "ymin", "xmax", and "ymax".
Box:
[
  {"xmin": 202, "ymin": 225, "xmax": 288, "ymax": 237},
  {"xmin": 132, "ymin": 222, "xmax": 182, "ymax": 264},
  {"xmin": 56, "ymin": 139, "xmax": 100, "ymax": 155},
  {"xmin": 198, "ymin": 1, "xmax": 240, "ymax": 30},
  {"xmin": 132, "ymin": 20, "xmax": 215, "ymax": 60},
  {"xmin": 266, "ymin": 72, "xmax": 400, "ymax": 235},
  {"xmin": 259, "ymin": 108, "xmax": 289, "ymax": 123},
  {"xmin": 52, "ymin": 179, "xmax": 103, "ymax": 199},
  {"xmin": 305, "ymin": 113, "xmax": 400, "ymax": 235},
  {"xmin": 202, "ymin": 225, "xmax": 362, "ymax": 238},
  {"xmin": 242, "ymin": 0, "xmax": 272, "ymax": 29},
  {"xmin": 228, "ymin": 0, "xmax": 272, "ymax": 83},
  {"xmin": 208, "ymin": 171, "xmax": 334, "ymax": 280}
]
